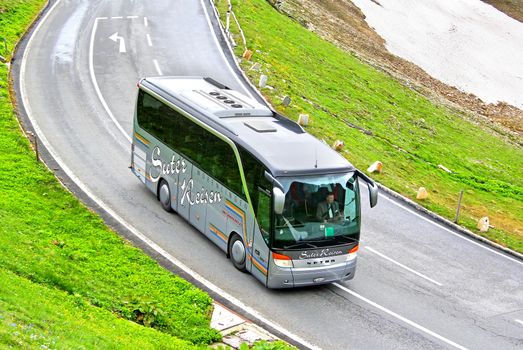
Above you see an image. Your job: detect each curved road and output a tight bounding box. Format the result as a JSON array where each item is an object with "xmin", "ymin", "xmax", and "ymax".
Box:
[{"xmin": 14, "ymin": 0, "xmax": 523, "ymax": 349}]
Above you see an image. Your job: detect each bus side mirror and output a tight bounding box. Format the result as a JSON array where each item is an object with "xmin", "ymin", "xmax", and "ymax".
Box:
[
  {"xmin": 356, "ymin": 170, "xmax": 378, "ymax": 208},
  {"xmin": 273, "ymin": 187, "xmax": 285, "ymax": 214}
]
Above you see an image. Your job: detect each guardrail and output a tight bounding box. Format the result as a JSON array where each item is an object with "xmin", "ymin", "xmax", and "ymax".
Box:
[{"xmin": 214, "ymin": 0, "xmax": 247, "ymax": 51}]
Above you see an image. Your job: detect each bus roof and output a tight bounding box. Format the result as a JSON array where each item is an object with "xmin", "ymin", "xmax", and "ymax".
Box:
[{"xmin": 140, "ymin": 76, "xmax": 355, "ymax": 177}]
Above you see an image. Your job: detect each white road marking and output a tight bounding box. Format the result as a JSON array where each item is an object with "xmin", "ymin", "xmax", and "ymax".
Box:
[
  {"xmin": 515, "ymin": 319, "xmax": 523, "ymax": 326},
  {"xmin": 111, "ymin": 16, "xmax": 123, "ymax": 19},
  {"xmin": 127, "ymin": 15, "xmax": 139, "ymax": 19},
  {"xmin": 89, "ymin": 17, "xmax": 132, "ymax": 143},
  {"xmin": 333, "ymin": 283, "xmax": 468, "ymax": 350},
  {"xmin": 365, "ymin": 246, "xmax": 443, "ymax": 286},
  {"xmin": 146, "ymin": 34, "xmax": 152, "ymax": 47},
  {"xmin": 109, "ymin": 32, "xmax": 126, "ymax": 53},
  {"xmin": 144, "ymin": 16, "xmax": 148, "ymax": 27},
  {"xmin": 379, "ymin": 194, "xmax": 523, "ymax": 266},
  {"xmin": 20, "ymin": 4, "xmax": 320, "ymax": 350},
  {"xmin": 199, "ymin": 0, "xmax": 255, "ymax": 99},
  {"xmin": 97, "ymin": 16, "xmax": 108, "ymax": 20},
  {"xmin": 153, "ymin": 59, "xmax": 163, "ymax": 75}
]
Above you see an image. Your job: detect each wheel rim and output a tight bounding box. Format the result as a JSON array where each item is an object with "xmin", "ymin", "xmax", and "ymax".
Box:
[
  {"xmin": 159, "ymin": 183, "xmax": 170, "ymax": 206},
  {"xmin": 231, "ymin": 240, "xmax": 245, "ymax": 265}
]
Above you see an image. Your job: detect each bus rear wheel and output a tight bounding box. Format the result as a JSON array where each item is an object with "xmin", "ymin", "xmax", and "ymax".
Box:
[
  {"xmin": 158, "ymin": 179, "xmax": 173, "ymax": 212},
  {"xmin": 229, "ymin": 234, "xmax": 247, "ymax": 272}
]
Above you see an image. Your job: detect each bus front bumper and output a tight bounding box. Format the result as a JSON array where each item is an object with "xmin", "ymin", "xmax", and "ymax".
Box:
[{"xmin": 266, "ymin": 258, "xmax": 357, "ymax": 288}]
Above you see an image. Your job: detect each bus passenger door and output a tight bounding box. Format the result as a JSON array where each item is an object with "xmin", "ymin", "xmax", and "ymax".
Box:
[{"xmin": 251, "ymin": 188, "xmax": 271, "ymax": 284}]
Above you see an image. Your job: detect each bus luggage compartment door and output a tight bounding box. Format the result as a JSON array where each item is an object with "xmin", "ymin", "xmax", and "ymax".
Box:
[
  {"xmin": 177, "ymin": 161, "xmax": 193, "ymax": 221},
  {"xmin": 188, "ymin": 168, "xmax": 208, "ymax": 233},
  {"xmin": 132, "ymin": 144, "xmax": 147, "ymax": 184}
]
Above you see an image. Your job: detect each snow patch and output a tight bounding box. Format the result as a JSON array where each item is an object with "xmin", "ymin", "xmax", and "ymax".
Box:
[{"xmin": 352, "ymin": 0, "xmax": 523, "ymax": 108}]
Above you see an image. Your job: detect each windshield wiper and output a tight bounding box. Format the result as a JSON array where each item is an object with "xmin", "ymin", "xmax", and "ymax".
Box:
[
  {"xmin": 332, "ymin": 235, "xmax": 358, "ymax": 245},
  {"xmin": 283, "ymin": 242, "xmax": 318, "ymax": 250}
]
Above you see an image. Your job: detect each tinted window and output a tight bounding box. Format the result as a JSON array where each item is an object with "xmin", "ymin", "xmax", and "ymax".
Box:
[
  {"xmin": 137, "ymin": 90, "xmax": 244, "ymax": 197},
  {"xmin": 238, "ymin": 147, "xmax": 271, "ymax": 210},
  {"xmin": 256, "ymin": 190, "xmax": 271, "ymax": 243}
]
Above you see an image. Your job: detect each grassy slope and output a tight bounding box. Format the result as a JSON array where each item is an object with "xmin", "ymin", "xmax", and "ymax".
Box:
[
  {"xmin": 0, "ymin": 0, "xmax": 219, "ymax": 347},
  {"xmin": 220, "ymin": 0, "xmax": 523, "ymax": 252},
  {"xmin": 0, "ymin": 0, "xmax": 45, "ymax": 55},
  {"xmin": 0, "ymin": 268, "xmax": 197, "ymax": 350}
]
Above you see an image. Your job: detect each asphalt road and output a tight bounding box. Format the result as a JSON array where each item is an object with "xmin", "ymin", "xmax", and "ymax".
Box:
[{"xmin": 14, "ymin": 0, "xmax": 523, "ymax": 349}]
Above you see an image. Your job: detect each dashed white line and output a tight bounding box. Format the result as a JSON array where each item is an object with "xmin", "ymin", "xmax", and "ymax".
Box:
[
  {"xmin": 333, "ymin": 283, "xmax": 468, "ymax": 350},
  {"xmin": 144, "ymin": 16, "xmax": 148, "ymax": 27},
  {"xmin": 97, "ymin": 16, "xmax": 108, "ymax": 20},
  {"xmin": 127, "ymin": 15, "xmax": 139, "ymax": 19},
  {"xmin": 379, "ymin": 194, "xmax": 523, "ymax": 266},
  {"xmin": 515, "ymin": 319, "xmax": 523, "ymax": 326},
  {"xmin": 153, "ymin": 59, "xmax": 163, "ymax": 76},
  {"xmin": 146, "ymin": 34, "xmax": 152, "ymax": 47},
  {"xmin": 365, "ymin": 246, "xmax": 443, "ymax": 286},
  {"xmin": 111, "ymin": 16, "xmax": 123, "ymax": 19}
]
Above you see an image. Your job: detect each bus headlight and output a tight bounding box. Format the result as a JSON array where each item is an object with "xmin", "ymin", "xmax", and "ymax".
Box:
[
  {"xmin": 272, "ymin": 252, "xmax": 293, "ymax": 268},
  {"xmin": 346, "ymin": 244, "xmax": 359, "ymax": 261}
]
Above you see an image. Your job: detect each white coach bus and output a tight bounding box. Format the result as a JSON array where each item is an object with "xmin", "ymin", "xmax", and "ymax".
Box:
[{"xmin": 131, "ymin": 77, "xmax": 378, "ymax": 288}]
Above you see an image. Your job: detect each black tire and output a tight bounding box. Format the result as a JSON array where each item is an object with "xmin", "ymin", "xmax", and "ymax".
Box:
[
  {"xmin": 229, "ymin": 234, "xmax": 247, "ymax": 272},
  {"xmin": 158, "ymin": 179, "xmax": 173, "ymax": 212}
]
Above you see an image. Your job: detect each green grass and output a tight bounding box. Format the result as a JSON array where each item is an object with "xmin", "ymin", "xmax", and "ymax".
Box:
[
  {"xmin": 0, "ymin": 0, "xmax": 47, "ymax": 60},
  {"xmin": 0, "ymin": 59, "xmax": 219, "ymax": 345},
  {"xmin": 0, "ymin": 268, "xmax": 199, "ymax": 349},
  {"xmin": 216, "ymin": 341, "xmax": 297, "ymax": 350},
  {"xmin": 218, "ymin": 0, "xmax": 523, "ymax": 253},
  {"xmin": 0, "ymin": 0, "xmax": 220, "ymax": 347}
]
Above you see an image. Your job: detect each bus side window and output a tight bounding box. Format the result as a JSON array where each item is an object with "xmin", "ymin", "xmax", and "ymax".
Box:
[
  {"xmin": 238, "ymin": 146, "xmax": 271, "ymax": 209},
  {"xmin": 137, "ymin": 91, "xmax": 161, "ymax": 135},
  {"xmin": 256, "ymin": 189, "xmax": 271, "ymax": 241},
  {"xmin": 205, "ymin": 133, "xmax": 243, "ymax": 197},
  {"xmin": 137, "ymin": 90, "xmax": 246, "ymax": 199}
]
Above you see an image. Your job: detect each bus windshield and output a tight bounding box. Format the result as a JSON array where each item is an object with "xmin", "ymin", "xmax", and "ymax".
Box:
[{"xmin": 272, "ymin": 173, "xmax": 360, "ymax": 250}]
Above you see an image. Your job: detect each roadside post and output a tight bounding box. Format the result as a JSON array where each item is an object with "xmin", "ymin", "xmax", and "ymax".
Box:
[
  {"xmin": 454, "ymin": 190, "xmax": 464, "ymax": 223},
  {"xmin": 28, "ymin": 132, "xmax": 39, "ymax": 162}
]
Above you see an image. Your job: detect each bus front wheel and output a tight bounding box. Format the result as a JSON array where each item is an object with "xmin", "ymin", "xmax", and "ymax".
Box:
[
  {"xmin": 229, "ymin": 234, "xmax": 247, "ymax": 272},
  {"xmin": 158, "ymin": 179, "xmax": 173, "ymax": 212}
]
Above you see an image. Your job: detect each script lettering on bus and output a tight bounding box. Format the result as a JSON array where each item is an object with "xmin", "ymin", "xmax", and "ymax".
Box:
[
  {"xmin": 150, "ymin": 146, "xmax": 187, "ymax": 181},
  {"xmin": 299, "ymin": 248, "xmax": 344, "ymax": 259},
  {"xmin": 149, "ymin": 146, "xmax": 222, "ymax": 205},
  {"xmin": 180, "ymin": 178, "xmax": 221, "ymax": 206}
]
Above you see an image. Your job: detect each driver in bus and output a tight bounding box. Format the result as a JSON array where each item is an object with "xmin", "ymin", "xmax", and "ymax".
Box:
[{"xmin": 316, "ymin": 192, "xmax": 342, "ymax": 222}]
